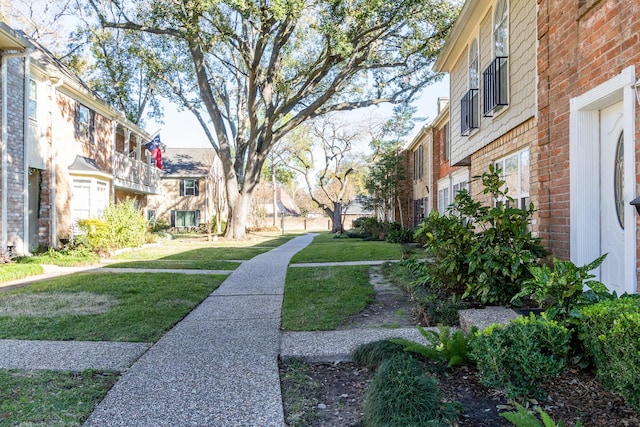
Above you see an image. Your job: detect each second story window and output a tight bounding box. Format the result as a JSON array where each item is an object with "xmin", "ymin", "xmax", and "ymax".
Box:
[
  {"xmin": 413, "ymin": 144, "xmax": 423, "ymax": 180},
  {"xmin": 77, "ymin": 104, "xmax": 91, "ymax": 141},
  {"xmin": 28, "ymin": 79, "xmax": 37, "ymax": 120},
  {"xmin": 483, "ymin": 0, "xmax": 509, "ymax": 116},
  {"xmin": 180, "ymin": 179, "xmax": 200, "ymax": 196},
  {"xmin": 441, "ymin": 121, "xmax": 450, "ymax": 161},
  {"xmin": 461, "ymin": 39, "xmax": 480, "ymax": 136}
]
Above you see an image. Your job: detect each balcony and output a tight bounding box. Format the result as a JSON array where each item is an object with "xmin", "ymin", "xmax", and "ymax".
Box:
[
  {"xmin": 482, "ymin": 56, "xmax": 509, "ymax": 116},
  {"xmin": 113, "ymin": 153, "xmax": 161, "ymax": 195},
  {"xmin": 460, "ymin": 89, "xmax": 479, "ymax": 136}
]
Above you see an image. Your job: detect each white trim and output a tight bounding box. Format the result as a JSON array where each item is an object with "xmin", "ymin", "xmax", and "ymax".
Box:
[{"xmin": 569, "ymin": 65, "xmax": 636, "ymax": 294}]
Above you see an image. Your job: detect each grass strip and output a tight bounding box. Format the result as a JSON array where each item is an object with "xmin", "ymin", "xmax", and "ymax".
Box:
[
  {"xmin": 0, "ymin": 272, "xmax": 225, "ymax": 342},
  {"xmin": 290, "ymin": 233, "xmax": 402, "ymax": 264},
  {"xmin": 111, "ymin": 246, "xmax": 269, "ymax": 261},
  {"xmin": 0, "ymin": 369, "xmax": 118, "ymax": 426},
  {"xmin": 105, "ymin": 259, "xmax": 240, "ymax": 270},
  {"xmin": 282, "ymin": 265, "xmax": 374, "ymax": 331},
  {"xmin": 0, "ymin": 263, "xmax": 44, "ymax": 283}
]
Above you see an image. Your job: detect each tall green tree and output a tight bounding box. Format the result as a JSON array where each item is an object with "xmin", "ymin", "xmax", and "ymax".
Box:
[
  {"xmin": 365, "ymin": 103, "xmax": 416, "ymax": 224},
  {"xmin": 86, "ymin": 0, "xmax": 458, "ymax": 239}
]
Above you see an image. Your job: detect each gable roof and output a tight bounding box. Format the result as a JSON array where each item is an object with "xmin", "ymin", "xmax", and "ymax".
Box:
[{"xmin": 162, "ymin": 148, "xmax": 217, "ymax": 177}]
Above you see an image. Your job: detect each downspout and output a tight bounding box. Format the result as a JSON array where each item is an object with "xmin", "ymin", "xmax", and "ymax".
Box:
[
  {"xmin": 22, "ymin": 49, "xmax": 31, "ymax": 255},
  {"xmin": 49, "ymin": 75, "xmax": 64, "ymax": 247},
  {"xmin": 1, "ymin": 51, "xmax": 28, "ymax": 254}
]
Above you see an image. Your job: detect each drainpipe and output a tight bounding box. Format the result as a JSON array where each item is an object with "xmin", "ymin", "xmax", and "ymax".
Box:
[
  {"xmin": 49, "ymin": 75, "xmax": 64, "ymax": 247},
  {"xmin": 2, "ymin": 51, "xmax": 28, "ymax": 254}
]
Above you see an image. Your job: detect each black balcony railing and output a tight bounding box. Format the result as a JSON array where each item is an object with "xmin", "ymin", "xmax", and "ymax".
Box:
[
  {"xmin": 460, "ymin": 88, "xmax": 479, "ymax": 136},
  {"xmin": 483, "ymin": 56, "xmax": 509, "ymax": 116}
]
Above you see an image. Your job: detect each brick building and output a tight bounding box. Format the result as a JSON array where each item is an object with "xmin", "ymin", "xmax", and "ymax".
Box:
[
  {"xmin": 536, "ymin": 0, "xmax": 640, "ymax": 295},
  {"xmin": 0, "ymin": 23, "xmax": 161, "ymax": 255}
]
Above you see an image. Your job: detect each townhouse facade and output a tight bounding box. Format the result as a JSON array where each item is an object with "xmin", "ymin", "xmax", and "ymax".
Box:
[
  {"xmin": 410, "ymin": 0, "xmax": 640, "ymax": 295},
  {"xmin": 147, "ymin": 147, "xmax": 225, "ymax": 232},
  {"xmin": 0, "ymin": 23, "xmax": 160, "ymax": 255}
]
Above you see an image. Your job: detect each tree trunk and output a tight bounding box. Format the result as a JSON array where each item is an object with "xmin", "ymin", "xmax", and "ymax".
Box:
[
  {"xmin": 331, "ymin": 201, "xmax": 343, "ymax": 233},
  {"xmin": 224, "ymin": 191, "xmax": 253, "ymax": 239}
]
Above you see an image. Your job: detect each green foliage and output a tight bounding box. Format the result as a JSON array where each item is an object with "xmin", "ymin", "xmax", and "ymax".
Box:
[
  {"xmin": 391, "ymin": 325, "xmax": 477, "ymax": 367},
  {"xmin": 470, "ymin": 314, "xmax": 570, "ymax": 399},
  {"xmin": 385, "ymin": 222, "xmax": 415, "ymax": 244},
  {"xmin": 513, "ymin": 255, "xmax": 612, "ymax": 322},
  {"xmin": 16, "ymin": 247, "xmax": 99, "ymax": 267},
  {"xmin": 76, "ymin": 200, "xmax": 148, "ymax": 252},
  {"xmin": 363, "ymin": 353, "xmax": 459, "ymax": 427},
  {"xmin": 500, "ymin": 403, "xmax": 582, "ymax": 427},
  {"xmin": 578, "ymin": 296, "xmax": 640, "ymax": 411},
  {"xmin": 413, "ymin": 167, "xmax": 547, "ymax": 306},
  {"xmin": 352, "ymin": 217, "xmax": 387, "ymax": 241},
  {"xmin": 0, "ymin": 263, "xmax": 44, "ymax": 283},
  {"xmin": 351, "ymin": 339, "xmax": 406, "ymax": 370}
]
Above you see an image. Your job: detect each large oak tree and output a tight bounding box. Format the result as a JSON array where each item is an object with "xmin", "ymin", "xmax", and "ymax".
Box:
[{"xmin": 86, "ymin": 0, "xmax": 458, "ymax": 239}]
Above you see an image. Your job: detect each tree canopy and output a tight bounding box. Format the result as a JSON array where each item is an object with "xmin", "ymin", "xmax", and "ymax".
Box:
[{"xmin": 85, "ymin": 0, "xmax": 459, "ymax": 238}]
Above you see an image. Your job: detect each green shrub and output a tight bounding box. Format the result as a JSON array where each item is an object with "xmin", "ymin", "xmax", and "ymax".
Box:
[
  {"xmin": 351, "ymin": 339, "xmax": 406, "ymax": 370},
  {"xmin": 412, "ymin": 288, "xmax": 463, "ymax": 326},
  {"xmin": 385, "ymin": 222, "xmax": 414, "ymax": 244},
  {"xmin": 470, "ymin": 314, "xmax": 570, "ymax": 399},
  {"xmin": 353, "ymin": 217, "xmax": 386, "ymax": 241},
  {"xmin": 512, "ymin": 255, "xmax": 612, "ymax": 322},
  {"xmin": 76, "ymin": 200, "xmax": 148, "ymax": 252},
  {"xmin": 363, "ymin": 353, "xmax": 459, "ymax": 427},
  {"xmin": 391, "ymin": 325, "xmax": 476, "ymax": 367},
  {"xmin": 578, "ymin": 296, "xmax": 640, "ymax": 411},
  {"xmin": 501, "ymin": 403, "xmax": 582, "ymax": 427}
]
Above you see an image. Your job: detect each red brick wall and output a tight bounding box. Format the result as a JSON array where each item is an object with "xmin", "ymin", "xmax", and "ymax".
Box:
[{"xmin": 537, "ymin": 0, "xmax": 640, "ymax": 260}]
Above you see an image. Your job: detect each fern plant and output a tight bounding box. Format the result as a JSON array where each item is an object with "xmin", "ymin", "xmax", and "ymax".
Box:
[
  {"xmin": 501, "ymin": 403, "xmax": 582, "ymax": 427},
  {"xmin": 391, "ymin": 325, "xmax": 477, "ymax": 367}
]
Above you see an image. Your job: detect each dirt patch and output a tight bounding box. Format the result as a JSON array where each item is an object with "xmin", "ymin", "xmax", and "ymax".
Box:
[
  {"xmin": 338, "ymin": 266, "xmax": 417, "ymax": 330},
  {"xmin": 0, "ymin": 292, "xmax": 117, "ymax": 317}
]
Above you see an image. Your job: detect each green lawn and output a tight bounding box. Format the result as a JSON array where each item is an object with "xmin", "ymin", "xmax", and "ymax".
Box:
[
  {"xmin": 281, "ymin": 265, "xmax": 375, "ymax": 330},
  {"xmin": 0, "ymin": 272, "xmax": 225, "ymax": 342},
  {"xmin": 290, "ymin": 233, "xmax": 402, "ymax": 263},
  {"xmin": 0, "ymin": 370, "xmax": 118, "ymax": 426},
  {"xmin": 106, "ymin": 259, "xmax": 241, "ymax": 270},
  {"xmin": 111, "ymin": 245, "xmax": 270, "ymax": 261}
]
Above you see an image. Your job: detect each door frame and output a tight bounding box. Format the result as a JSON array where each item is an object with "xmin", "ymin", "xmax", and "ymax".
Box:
[{"xmin": 569, "ymin": 65, "xmax": 636, "ymax": 294}]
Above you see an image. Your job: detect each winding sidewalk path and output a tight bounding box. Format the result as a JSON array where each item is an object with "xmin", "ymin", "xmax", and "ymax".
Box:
[{"xmin": 83, "ymin": 233, "xmax": 316, "ymax": 426}]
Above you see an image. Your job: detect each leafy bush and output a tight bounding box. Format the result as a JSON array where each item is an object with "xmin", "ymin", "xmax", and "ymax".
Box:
[
  {"xmin": 412, "ymin": 288, "xmax": 463, "ymax": 326},
  {"xmin": 512, "ymin": 255, "xmax": 612, "ymax": 322},
  {"xmin": 385, "ymin": 222, "xmax": 414, "ymax": 244},
  {"xmin": 470, "ymin": 314, "xmax": 570, "ymax": 399},
  {"xmin": 414, "ymin": 210, "xmax": 474, "ymax": 298},
  {"xmin": 76, "ymin": 199, "xmax": 148, "ymax": 253},
  {"xmin": 391, "ymin": 325, "xmax": 477, "ymax": 367},
  {"xmin": 17, "ymin": 247, "xmax": 99, "ymax": 267},
  {"xmin": 578, "ymin": 296, "xmax": 640, "ymax": 411},
  {"xmin": 501, "ymin": 403, "xmax": 582, "ymax": 427},
  {"xmin": 363, "ymin": 353, "xmax": 459, "ymax": 427},
  {"xmin": 352, "ymin": 217, "xmax": 386, "ymax": 241},
  {"xmin": 351, "ymin": 339, "xmax": 406, "ymax": 370}
]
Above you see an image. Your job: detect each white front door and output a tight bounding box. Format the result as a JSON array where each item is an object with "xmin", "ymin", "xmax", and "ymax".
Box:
[{"xmin": 599, "ymin": 102, "xmax": 625, "ymax": 295}]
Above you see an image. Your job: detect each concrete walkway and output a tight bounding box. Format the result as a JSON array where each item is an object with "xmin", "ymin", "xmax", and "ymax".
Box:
[{"xmin": 83, "ymin": 233, "xmax": 316, "ymax": 426}]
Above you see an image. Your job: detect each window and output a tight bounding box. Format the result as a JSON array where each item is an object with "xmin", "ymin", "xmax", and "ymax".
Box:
[
  {"xmin": 71, "ymin": 178, "xmax": 110, "ymax": 225},
  {"xmin": 495, "ymin": 149, "xmax": 530, "ymax": 209},
  {"xmin": 77, "ymin": 104, "xmax": 91, "ymax": 140},
  {"xmin": 462, "ymin": 40, "xmax": 480, "ymax": 135},
  {"xmin": 28, "ymin": 79, "xmax": 37, "ymax": 120},
  {"xmin": 441, "ymin": 121, "xmax": 450, "ymax": 161},
  {"xmin": 438, "ymin": 187, "xmax": 449, "ymax": 214},
  {"xmin": 413, "ymin": 144, "xmax": 423, "ymax": 180},
  {"xmin": 180, "ymin": 179, "xmax": 200, "ymax": 196},
  {"xmin": 147, "ymin": 209, "xmax": 156, "ymax": 222},
  {"xmin": 483, "ymin": 0, "xmax": 509, "ymax": 116},
  {"xmin": 172, "ymin": 210, "xmax": 201, "ymax": 227}
]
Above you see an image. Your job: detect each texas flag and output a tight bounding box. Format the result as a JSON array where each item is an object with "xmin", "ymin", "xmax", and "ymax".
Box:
[{"xmin": 144, "ymin": 134, "xmax": 163, "ymax": 169}]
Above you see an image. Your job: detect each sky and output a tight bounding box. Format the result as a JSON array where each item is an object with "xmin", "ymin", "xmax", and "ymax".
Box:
[{"xmin": 147, "ymin": 76, "xmax": 450, "ymax": 152}]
